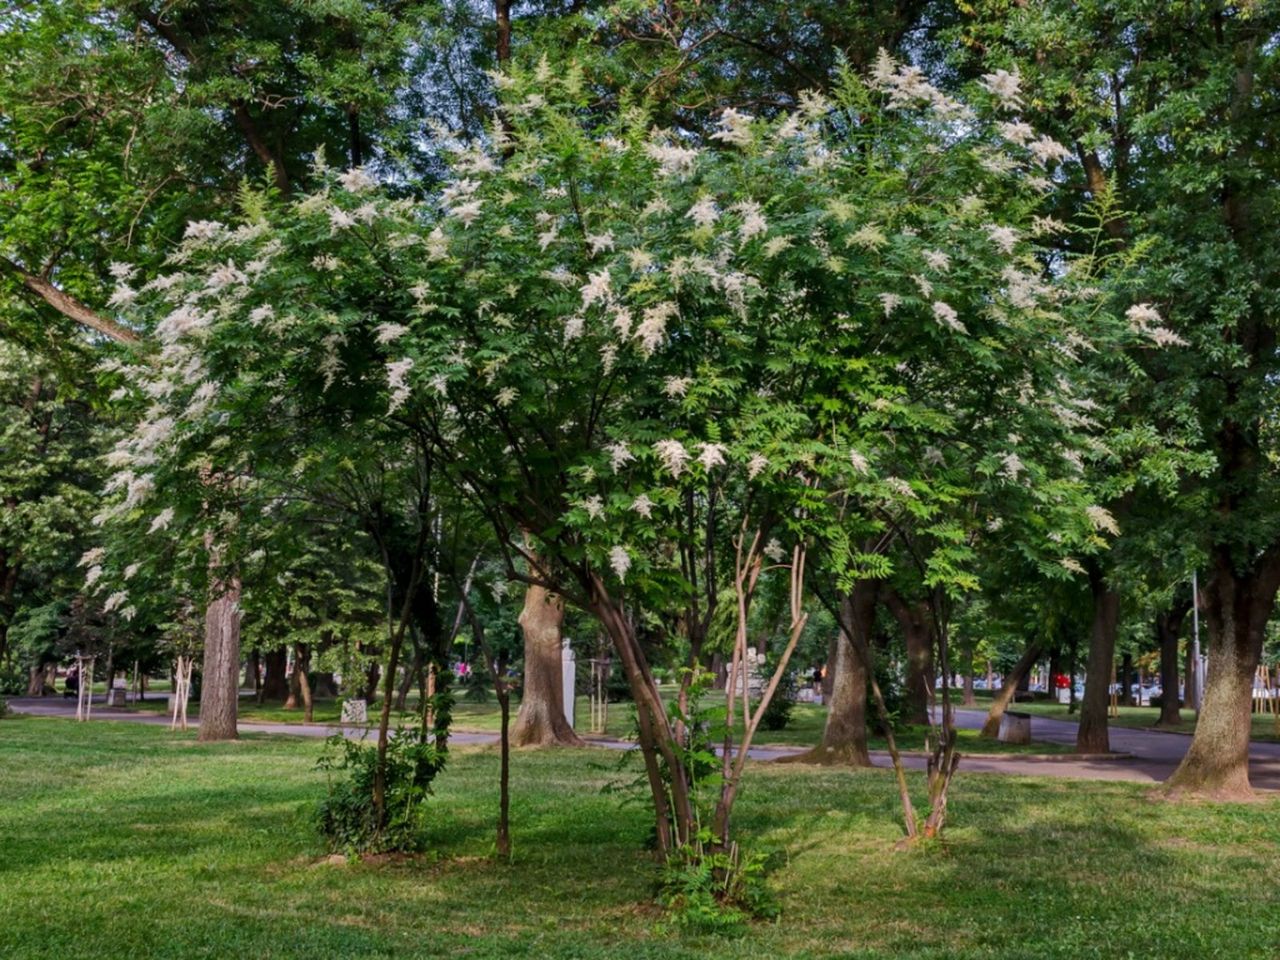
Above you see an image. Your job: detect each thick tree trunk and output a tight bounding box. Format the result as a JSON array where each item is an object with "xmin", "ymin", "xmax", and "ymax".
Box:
[
  {"xmin": 820, "ymin": 631, "xmax": 837, "ymax": 699},
  {"xmin": 198, "ymin": 578, "xmax": 241, "ymax": 741},
  {"xmin": 1156, "ymin": 602, "xmax": 1188, "ymax": 728},
  {"xmin": 884, "ymin": 589, "xmax": 932, "ymax": 725},
  {"xmin": 784, "ymin": 582, "xmax": 875, "ymax": 766},
  {"xmin": 783, "ymin": 586, "xmax": 875, "ymax": 768},
  {"xmin": 1119, "ymin": 651, "xmax": 1134, "ymax": 706},
  {"xmin": 363, "ymin": 661, "xmax": 381, "ymax": 703},
  {"xmin": 1076, "ymin": 572, "xmax": 1119, "ymax": 754},
  {"xmin": 980, "ymin": 642, "xmax": 1041, "ymax": 737},
  {"xmin": 295, "ymin": 644, "xmax": 314, "ymax": 723},
  {"xmin": 260, "ymin": 647, "xmax": 289, "ymax": 702},
  {"xmin": 1166, "ymin": 552, "xmax": 1280, "ymax": 798},
  {"xmin": 512, "ymin": 582, "xmax": 583, "ymax": 747},
  {"xmin": 312, "ymin": 672, "xmax": 338, "ymax": 698},
  {"xmin": 245, "ymin": 649, "xmax": 259, "ymax": 693}
]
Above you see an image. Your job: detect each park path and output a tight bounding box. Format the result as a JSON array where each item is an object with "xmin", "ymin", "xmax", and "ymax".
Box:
[{"xmin": 10, "ymin": 697, "xmax": 1280, "ymax": 791}]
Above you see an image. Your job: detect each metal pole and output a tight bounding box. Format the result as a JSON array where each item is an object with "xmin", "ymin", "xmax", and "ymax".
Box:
[{"xmin": 1192, "ymin": 572, "xmax": 1202, "ymax": 715}]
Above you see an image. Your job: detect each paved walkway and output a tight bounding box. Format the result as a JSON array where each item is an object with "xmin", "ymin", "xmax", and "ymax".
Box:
[{"xmin": 10, "ymin": 697, "xmax": 1280, "ymax": 791}]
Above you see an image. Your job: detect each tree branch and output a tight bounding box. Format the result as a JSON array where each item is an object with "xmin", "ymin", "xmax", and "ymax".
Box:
[{"xmin": 1, "ymin": 257, "xmax": 139, "ymax": 344}]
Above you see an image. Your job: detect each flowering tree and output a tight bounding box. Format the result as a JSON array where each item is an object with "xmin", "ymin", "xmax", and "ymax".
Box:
[{"xmin": 94, "ymin": 52, "xmax": 1142, "ymax": 855}]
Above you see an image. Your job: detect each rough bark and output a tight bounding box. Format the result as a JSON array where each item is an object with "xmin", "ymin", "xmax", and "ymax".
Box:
[
  {"xmin": 783, "ymin": 581, "xmax": 876, "ymax": 766},
  {"xmin": 820, "ymin": 631, "xmax": 837, "ymax": 699},
  {"xmin": 883, "ymin": 588, "xmax": 932, "ymax": 725},
  {"xmin": 1076, "ymin": 571, "xmax": 1119, "ymax": 754},
  {"xmin": 260, "ymin": 646, "xmax": 289, "ymax": 702},
  {"xmin": 512, "ymin": 582, "xmax": 583, "ymax": 747},
  {"xmin": 1155, "ymin": 600, "xmax": 1189, "ymax": 728},
  {"xmin": 295, "ymin": 644, "xmax": 313, "ymax": 723},
  {"xmin": 0, "ymin": 256, "xmax": 140, "ymax": 344},
  {"xmin": 197, "ymin": 578, "xmax": 240, "ymax": 741},
  {"xmin": 244, "ymin": 649, "xmax": 259, "ymax": 693},
  {"xmin": 980, "ymin": 642, "xmax": 1041, "ymax": 738},
  {"xmin": 1166, "ymin": 549, "xmax": 1280, "ymax": 798},
  {"xmin": 589, "ymin": 582, "xmax": 693, "ymax": 856},
  {"xmin": 1119, "ymin": 651, "xmax": 1135, "ymax": 706}
]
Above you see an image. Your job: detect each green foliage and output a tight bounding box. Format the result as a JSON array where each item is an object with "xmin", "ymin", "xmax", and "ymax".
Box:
[
  {"xmin": 658, "ymin": 834, "xmax": 777, "ymax": 934},
  {"xmin": 315, "ymin": 728, "xmax": 444, "ymax": 855},
  {"xmin": 757, "ymin": 669, "xmax": 796, "ymax": 732},
  {"xmin": 0, "ymin": 668, "xmax": 22, "ymax": 697}
]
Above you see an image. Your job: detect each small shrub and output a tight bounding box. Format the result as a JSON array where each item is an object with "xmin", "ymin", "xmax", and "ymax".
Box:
[
  {"xmin": 0, "ymin": 667, "xmax": 24, "ymax": 697},
  {"xmin": 758, "ymin": 670, "xmax": 796, "ymax": 731},
  {"xmin": 0, "ymin": 697, "xmax": 9, "ymax": 719},
  {"xmin": 659, "ymin": 834, "xmax": 777, "ymax": 934},
  {"xmin": 315, "ymin": 727, "xmax": 444, "ymax": 854},
  {"xmin": 461, "ymin": 664, "xmax": 490, "ymax": 703}
]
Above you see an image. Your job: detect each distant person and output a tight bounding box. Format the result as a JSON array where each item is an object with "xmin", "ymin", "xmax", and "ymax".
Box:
[{"xmin": 64, "ymin": 665, "xmax": 79, "ymax": 699}]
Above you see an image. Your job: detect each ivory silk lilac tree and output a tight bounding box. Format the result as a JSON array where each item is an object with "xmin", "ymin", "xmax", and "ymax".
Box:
[{"xmin": 94, "ymin": 55, "xmax": 1145, "ymax": 852}]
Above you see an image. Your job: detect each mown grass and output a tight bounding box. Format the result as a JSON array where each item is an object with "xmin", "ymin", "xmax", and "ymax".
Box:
[
  {"xmin": 2, "ymin": 715, "xmax": 1279, "ymax": 958},
  {"xmin": 123, "ymin": 691, "xmax": 1069, "ymax": 755}
]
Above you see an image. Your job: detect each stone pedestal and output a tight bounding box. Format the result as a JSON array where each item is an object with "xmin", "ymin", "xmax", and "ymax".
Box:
[{"xmin": 998, "ymin": 711, "xmax": 1032, "ymax": 744}]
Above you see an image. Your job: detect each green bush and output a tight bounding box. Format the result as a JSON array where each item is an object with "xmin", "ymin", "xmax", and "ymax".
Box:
[
  {"xmin": 0, "ymin": 697, "xmax": 9, "ymax": 719},
  {"xmin": 0, "ymin": 666, "xmax": 25, "ymax": 696},
  {"xmin": 315, "ymin": 727, "xmax": 444, "ymax": 854},
  {"xmin": 659, "ymin": 835, "xmax": 777, "ymax": 934},
  {"xmin": 758, "ymin": 670, "xmax": 797, "ymax": 731}
]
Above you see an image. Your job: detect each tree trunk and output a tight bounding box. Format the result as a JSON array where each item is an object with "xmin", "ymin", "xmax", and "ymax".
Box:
[
  {"xmin": 312, "ymin": 672, "xmax": 338, "ymax": 698},
  {"xmin": 395, "ymin": 642, "xmax": 423, "ymax": 711},
  {"xmin": 260, "ymin": 647, "xmax": 289, "ymax": 702},
  {"xmin": 980, "ymin": 642, "xmax": 1041, "ymax": 737},
  {"xmin": 363, "ymin": 661, "xmax": 381, "ymax": 703},
  {"xmin": 198, "ymin": 578, "xmax": 241, "ymax": 742},
  {"xmin": 1077, "ymin": 573, "xmax": 1119, "ymax": 754},
  {"xmin": 295, "ymin": 644, "xmax": 314, "ymax": 723},
  {"xmin": 1166, "ymin": 551, "xmax": 1280, "ymax": 798},
  {"xmin": 884, "ymin": 588, "xmax": 932, "ymax": 725},
  {"xmin": 784, "ymin": 582, "xmax": 875, "ymax": 766},
  {"xmin": 512, "ymin": 582, "xmax": 583, "ymax": 747},
  {"xmin": 245, "ymin": 649, "xmax": 259, "ymax": 693},
  {"xmin": 589, "ymin": 582, "xmax": 693, "ymax": 857},
  {"xmin": 821, "ymin": 631, "xmax": 837, "ymax": 699},
  {"xmin": 1156, "ymin": 602, "xmax": 1188, "ymax": 728}
]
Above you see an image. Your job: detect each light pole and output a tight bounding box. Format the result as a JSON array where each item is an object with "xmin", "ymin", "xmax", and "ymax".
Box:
[{"xmin": 1192, "ymin": 571, "xmax": 1202, "ymax": 715}]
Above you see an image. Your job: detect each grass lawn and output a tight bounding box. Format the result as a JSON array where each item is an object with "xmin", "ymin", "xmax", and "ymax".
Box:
[
  {"xmin": 124, "ymin": 691, "xmax": 1070, "ymax": 755},
  {"xmin": 3, "ymin": 716, "xmax": 1280, "ymax": 959}
]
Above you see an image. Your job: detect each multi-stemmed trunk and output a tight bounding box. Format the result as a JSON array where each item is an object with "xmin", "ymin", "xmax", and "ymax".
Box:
[
  {"xmin": 1076, "ymin": 571, "xmax": 1119, "ymax": 754},
  {"xmin": 1166, "ymin": 549, "xmax": 1280, "ymax": 798},
  {"xmin": 589, "ymin": 583, "xmax": 694, "ymax": 856},
  {"xmin": 512, "ymin": 580, "xmax": 583, "ymax": 747}
]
